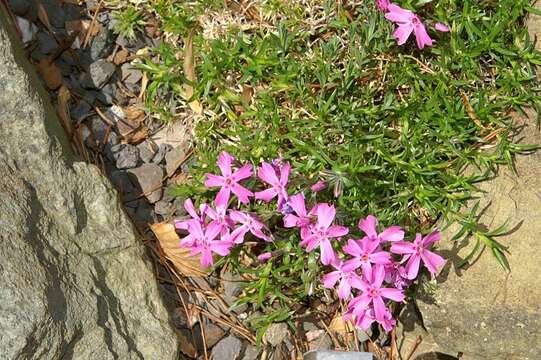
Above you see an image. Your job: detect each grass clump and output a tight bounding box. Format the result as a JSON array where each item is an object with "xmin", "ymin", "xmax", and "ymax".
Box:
[{"xmin": 130, "ymin": 0, "xmax": 540, "ymax": 336}]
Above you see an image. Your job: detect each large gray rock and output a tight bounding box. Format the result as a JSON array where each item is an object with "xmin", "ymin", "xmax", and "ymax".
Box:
[{"xmin": 0, "ymin": 7, "xmax": 179, "ymax": 360}]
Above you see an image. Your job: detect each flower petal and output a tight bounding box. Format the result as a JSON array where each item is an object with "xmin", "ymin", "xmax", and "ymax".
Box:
[
  {"xmin": 337, "ymin": 279, "xmax": 352, "ymax": 299},
  {"xmin": 289, "ymin": 193, "xmax": 307, "ymax": 217},
  {"xmin": 204, "ymin": 173, "xmax": 225, "ymax": 188},
  {"xmin": 257, "ymin": 162, "xmax": 280, "ymax": 185},
  {"xmin": 317, "ymin": 204, "xmax": 336, "ymax": 230},
  {"xmin": 405, "ymin": 254, "xmax": 421, "ymax": 280},
  {"xmin": 379, "ymin": 226, "xmax": 404, "ymax": 242},
  {"xmin": 232, "ymin": 163, "xmax": 253, "ymax": 181},
  {"xmin": 231, "ymin": 183, "xmax": 253, "ymax": 204},
  {"xmin": 393, "ymin": 23, "xmax": 414, "ymax": 46},
  {"xmin": 322, "ymin": 271, "xmax": 341, "ymax": 288},
  {"xmin": 319, "ymin": 239, "xmax": 336, "ymax": 265},
  {"xmin": 384, "ymin": 4, "xmax": 413, "ymax": 23},
  {"xmin": 369, "ymin": 251, "xmax": 392, "ymax": 265},
  {"xmin": 254, "ymin": 188, "xmax": 277, "ymax": 202},
  {"xmin": 280, "ymin": 162, "xmax": 291, "ymax": 185},
  {"xmin": 434, "ymin": 22, "xmax": 450, "ymax": 32},
  {"xmin": 217, "ymin": 151, "xmax": 234, "ymax": 176},
  {"xmin": 216, "ymin": 187, "xmax": 231, "ymax": 208},
  {"xmin": 380, "ymin": 288, "xmax": 405, "ymax": 302},
  {"xmin": 343, "ymin": 239, "xmax": 363, "ymax": 257},
  {"xmin": 390, "ymin": 241, "xmax": 416, "ymax": 255},
  {"xmin": 422, "ymin": 230, "xmax": 441, "ymax": 246},
  {"xmin": 421, "ymin": 249, "xmax": 445, "ymax": 274},
  {"xmin": 372, "ymin": 264, "xmax": 386, "ymax": 288},
  {"xmin": 413, "ymin": 23, "xmax": 433, "ymax": 49},
  {"xmin": 372, "ymin": 295, "xmax": 387, "ymax": 324},
  {"xmin": 358, "ymin": 215, "xmax": 378, "ymax": 238},
  {"xmin": 327, "ymin": 225, "xmax": 349, "ymax": 238}
]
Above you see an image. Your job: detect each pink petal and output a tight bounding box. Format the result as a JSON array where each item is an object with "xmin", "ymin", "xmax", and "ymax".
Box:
[
  {"xmin": 257, "ymin": 162, "xmax": 280, "ymax": 185},
  {"xmin": 230, "ymin": 226, "xmax": 249, "ymax": 244},
  {"xmin": 390, "ymin": 241, "xmax": 416, "ymax": 255},
  {"xmin": 257, "ymin": 252, "xmax": 272, "ymax": 261},
  {"xmin": 283, "ymin": 214, "xmax": 299, "ymax": 228},
  {"xmin": 183, "ymin": 198, "xmax": 198, "ymax": 219},
  {"xmin": 254, "ymin": 188, "xmax": 277, "ymax": 202},
  {"xmin": 355, "ymin": 309, "xmax": 375, "ymax": 330},
  {"xmin": 205, "ymin": 173, "xmax": 225, "ymax": 187},
  {"xmin": 205, "ymin": 222, "xmax": 223, "ymax": 241},
  {"xmin": 393, "ymin": 23, "xmax": 414, "ymax": 46},
  {"xmin": 372, "ymin": 295, "xmax": 387, "ymax": 324},
  {"xmin": 303, "ymin": 236, "xmax": 320, "ymax": 252},
  {"xmin": 358, "ymin": 215, "xmax": 378, "ymax": 238},
  {"xmin": 379, "ymin": 288, "xmax": 405, "ymax": 302},
  {"xmin": 337, "ymin": 279, "xmax": 352, "ymax": 299},
  {"xmin": 348, "ymin": 273, "xmax": 365, "ymax": 290},
  {"xmin": 372, "ymin": 264, "xmax": 386, "ymax": 288},
  {"xmin": 375, "ymin": 0, "xmax": 390, "ymax": 12},
  {"xmin": 232, "ymin": 163, "xmax": 253, "ymax": 181},
  {"xmin": 280, "ymin": 163, "xmax": 291, "ymax": 185},
  {"xmin": 216, "ymin": 187, "xmax": 231, "ymax": 208},
  {"xmin": 200, "ymin": 250, "xmax": 214, "ymax": 267},
  {"xmin": 342, "ymin": 258, "xmax": 361, "ymax": 273},
  {"xmin": 349, "ymin": 295, "xmax": 372, "ymax": 314},
  {"xmin": 250, "ymin": 227, "xmax": 271, "ymax": 242},
  {"xmin": 343, "ymin": 239, "xmax": 363, "ymax": 257},
  {"xmin": 322, "ymin": 271, "xmax": 341, "ymax": 288},
  {"xmin": 384, "ymin": 4, "xmax": 413, "ymax": 23},
  {"xmin": 319, "ymin": 239, "xmax": 336, "ymax": 265},
  {"xmin": 434, "ymin": 22, "xmax": 450, "ymax": 32},
  {"xmin": 327, "ymin": 225, "xmax": 349, "ymax": 238},
  {"xmin": 289, "ymin": 193, "xmax": 307, "ymax": 217},
  {"xmin": 421, "ymin": 249, "xmax": 445, "ymax": 274},
  {"xmin": 310, "ymin": 180, "xmax": 327, "ymax": 192},
  {"xmin": 405, "ymin": 254, "xmax": 421, "ymax": 280},
  {"xmin": 231, "ymin": 183, "xmax": 253, "ymax": 204},
  {"xmin": 317, "ymin": 204, "xmax": 336, "ymax": 230},
  {"xmin": 362, "ymin": 236, "xmax": 381, "ymax": 253},
  {"xmin": 210, "ymin": 240, "xmax": 232, "ymax": 256},
  {"xmin": 379, "ymin": 226, "xmax": 404, "ymax": 242},
  {"xmin": 217, "ymin": 151, "xmax": 234, "ymax": 176},
  {"xmin": 422, "ymin": 230, "xmax": 441, "ymax": 246},
  {"xmin": 369, "ymin": 251, "xmax": 392, "ymax": 265},
  {"xmin": 413, "ymin": 23, "xmax": 433, "ymax": 49}
]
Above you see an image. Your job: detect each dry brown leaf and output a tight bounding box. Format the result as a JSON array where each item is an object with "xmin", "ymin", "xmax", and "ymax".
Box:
[
  {"xmin": 183, "ymin": 31, "xmax": 203, "ymax": 115},
  {"xmin": 138, "ymin": 72, "xmax": 148, "ymax": 99},
  {"xmin": 328, "ymin": 315, "xmax": 355, "ymax": 337},
  {"xmin": 150, "ymin": 222, "xmax": 207, "ymax": 277},
  {"xmin": 65, "ymin": 20, "xmax": 100, "ymax": 47},
  {"xmin": 150, "ymin": 120, "xmax": 190, "ymax": 148},
  {"xmin": 122, "ymin": 126, "xmax": 149, "ymax": 144},
  {"xmin": 113, "ymin": 48, "xmax": 129, "ymax": 65},
  {"xmin": 36, "ymin": 58, "xmax": 62, "ymax": 89},
  {"xmin": 124, "ymin": 104, "xmax": 146, "ymax": 124},
  {"xmin": 37, "ymin": 2, "xmax": 53, "ymax": 33},
  {"xmin": 56, "ymin": 85, "xmax": 73, "ymax": 137}
]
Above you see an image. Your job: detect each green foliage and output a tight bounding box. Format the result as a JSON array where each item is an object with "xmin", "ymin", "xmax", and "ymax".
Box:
[
  {"xmin": 142, "ymin": 0, "xmax": 541, "ymax": 330},
  {"xmin": 112, "ymin": 5, "xmax": 146, "ymax": 40}
]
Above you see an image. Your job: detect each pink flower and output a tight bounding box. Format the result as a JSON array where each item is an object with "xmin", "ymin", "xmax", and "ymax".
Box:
[
  {"xmin": 205, "ymin": 151, "xmax": 254, "ymax": 205},
  {"xmin": 310, "ymin": 180, "xmax": 327, "ymax": 192},
  {"xmin": 375, "ymin": 0, "xmax": 390, "ymax": 12},
  {"xmin": 390, "ymin": 230, "xmax": 445, "ymax": 279},
  {"xmin": 205, "ymin": 194, "xmax": 233, "ymax": 235},
  {"xmin": 347, "ymin": 265, "xmax": 404, "ymax": 329},
  {"xmin": 257, "ymin": 252, "xmax": 272, "ymax": 262},
  {"xmin": 384, "ymin": 261, "xmax": 411, "ymax": 290},
  {"xmin": 181, "ymin": 221, "xmax": 233, "ymax": 267},
  {"xmin": 342, "ymin": 237, "xmax": 392, "ymax": 273},
  {"xmin": 385, "ymin": 4, "xmax": 433, "ymax": 49},
  {"xmin": 322, "ymin": 260, "xmax": 364, "ymax": 299},
  {"xmin": 283, "ymin": 193, "xmax": 314, "ymax": 240},
  {"xmin": 358, "ymin": 215, "xmax": 404, "ymax": 243},
  {"xmin": 344, "ymin": 305, "xmax": 375, "ymax": 331},
  {"xmin": 175, "ymin": 199, "xmax": 208, "ymax": 247},
  {"xmin": 300, "ymin": 203, "xmax": 348, "ymax": 265},
  {"xmin": 255, "ymin": 161, "xmax": 290, "ymax": 208},
  {"xmin": 229, "ymin": 210, "xmax": 271, "ymax": 243},
  {"xmin": 434, "ymin": 22, "xmax": 450, "ymax": 32}
]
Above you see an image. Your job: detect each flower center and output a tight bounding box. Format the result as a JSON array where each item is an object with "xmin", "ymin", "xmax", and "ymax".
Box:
[
  {"xmin": 361, "ymin": 254, "xmax": 369, "ymax": 262},
  {"xmin": 411, "ymin": 16, "xmax": 420, "ymax": 25},
  {"xmin": 369, "ymin": 288, "xmax": 380, "ymax": 297},
  {"xmin": 225, "ymin": 177, "xmax": 233, "ymax": 186}
]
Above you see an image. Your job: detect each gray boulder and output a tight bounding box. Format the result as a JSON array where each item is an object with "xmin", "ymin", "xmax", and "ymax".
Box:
[{"xmin": 0, "ymin": 7, "xmax": 178, "ymax": 360}]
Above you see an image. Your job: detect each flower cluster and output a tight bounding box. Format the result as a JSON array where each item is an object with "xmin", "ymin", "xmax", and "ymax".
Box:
[
  {"xmin": 376, "ymin": 0, "xmax": 450, "ymax": 49},
  {"xmin": 176, "ymin": 152, "xmax": 445, "ymax": 333}
]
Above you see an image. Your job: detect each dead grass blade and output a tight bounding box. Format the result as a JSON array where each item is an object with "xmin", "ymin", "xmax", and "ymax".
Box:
[
  {"xmin": 183, "ymin": 31, "xmax": 203, "ymax": 115},
  {"xmin": 37, "ymin": 2, "xmax": 53, "ymax": 34},
  {"xmin": 56, "ymin": 85, "xmax": 73, "ymax": 138},
  {"xmin": 150, "ymin": 222, "xmax": 208, "ymax": 277}
]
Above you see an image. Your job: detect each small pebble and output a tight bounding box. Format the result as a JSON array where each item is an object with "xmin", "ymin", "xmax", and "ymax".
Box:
[{"xmin": 113, "ymin": 144, "xmax": 139, "ymax": 169}]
